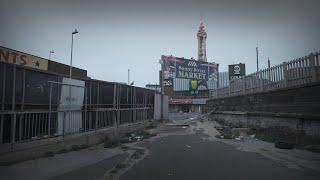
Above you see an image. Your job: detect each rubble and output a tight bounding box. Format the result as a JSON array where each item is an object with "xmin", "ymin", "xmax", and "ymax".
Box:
[{"xmin": 274, "ymin": 141, "xmax": 294, "ymax": 149}]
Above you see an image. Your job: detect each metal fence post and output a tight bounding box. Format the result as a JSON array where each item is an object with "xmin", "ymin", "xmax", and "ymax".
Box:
[
  {"xmin": 242, "ymin": 77, "xmax": 246, "ymax": 95},
  {"xmin": 0, "ymin": 114, "xmax": 3, "ymax": 144},
  {"xmin": 63, "ymin": 111, "xmax": 66, "ymax": 138},
  {"xmin": 282, "ymin": 62, "xmax": 288, "ymax": 88},
  {"xmin": 0, "ymin": 64, "xmax": 6, "ymax": 144},
  {"xmin": 17, "ymin": 69, "xmax": 26, "ymax": 142},
  {"xmin": 10, "ymin": 114, "xmax": 16, "ymax": 150},
  {"xmin": 117, "ymin": 85, "xmax": 121, "ymax": 126},
  {"xmin": 228, "ymin": 81, "xmax": 231, "ymax": 96},
  {"xmin": 259, "ymin": 72, "xmax": 264, "ymax": 92},
  {"xmin": 95, "ymin": 110, "xmax": 98, "ymax": 130},
  {"xmin": 48, "ymin": 83, "xmax": 52, "ymax": 137},
  {"xmin": 133, "ymin": 87, "xmax": 136, "ymax": 122},
  {"xmin": 113, "ymin": 84, "xmax": 117, "ymax": 127},
  {"xmin": 309, "ymin": 53, "xmax": 317, "ymax": 82},
  {"xmin": 10, "ymin": 65, "xmax": 16, "ymax": 149},
  {"xmin": 84, "ymin": 87, "xmax": 88, "ymax": 132}
]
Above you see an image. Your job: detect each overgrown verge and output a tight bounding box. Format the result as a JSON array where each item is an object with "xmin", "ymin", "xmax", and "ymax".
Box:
[
  {"xmin": 249, "ymin": 127, "xmax": 320, "ymax": 152},
  {"xmin": 211, "ymin": 117, "xmax": 320, "ymax": 153}
]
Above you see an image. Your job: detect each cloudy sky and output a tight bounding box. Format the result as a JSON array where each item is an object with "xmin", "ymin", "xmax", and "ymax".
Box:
[{"xmin": 1, "ymin": 0, "xmax": 319, "ymax": 87}]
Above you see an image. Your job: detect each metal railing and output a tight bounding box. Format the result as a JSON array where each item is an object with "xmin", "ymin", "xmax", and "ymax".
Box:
[
  {"xmin": 0, "ymin": 107, "xmax": 154, "ymax": 147},
  {"xmin": 210, "ymin": 52, "xmax": 320, "ymax": 99}
]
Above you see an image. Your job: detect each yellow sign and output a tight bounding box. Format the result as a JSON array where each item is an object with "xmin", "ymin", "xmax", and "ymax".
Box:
[{"xmin": 0, "ymin": 47, "xmax": 48, "ymax": 71}]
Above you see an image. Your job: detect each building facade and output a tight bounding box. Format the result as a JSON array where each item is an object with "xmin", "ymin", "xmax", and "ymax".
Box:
[
  {"xmin": 0, "ymin": 46, "xmax": 156, "ymax": 146},
  {"xmin": 218, "ymin": 72, "xmax": 229, "ymax": 88}
]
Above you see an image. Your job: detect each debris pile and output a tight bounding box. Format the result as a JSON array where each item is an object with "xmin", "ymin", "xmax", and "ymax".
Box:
[
  {"xmin": 215, "ymin": 126, "xmax": 255, "ymax": 141},
  {"xmin": 104, "ymin": 130, "xmax": 156, "ymax": 148},
  {"xmin": 120, "ymin": 130, "xmax": 156, "ymax": 144}
]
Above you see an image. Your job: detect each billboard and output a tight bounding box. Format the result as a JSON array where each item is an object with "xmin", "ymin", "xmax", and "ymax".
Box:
[
  {"xmin": 0, "ymin": 46, "xmax": 48, "ymax": 71},
  {"xmin": 161, "ymin": 55, "xmax": 218, "ymax": 91},
  {"xmin": 228, "ymin": 63, "xmax": 245, "ymax": 81}
]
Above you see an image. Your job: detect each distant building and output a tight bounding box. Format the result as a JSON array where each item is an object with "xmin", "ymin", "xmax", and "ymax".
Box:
[{"xmin": 218, "ymin": 72, "xmax": 229, "ymax": 88}]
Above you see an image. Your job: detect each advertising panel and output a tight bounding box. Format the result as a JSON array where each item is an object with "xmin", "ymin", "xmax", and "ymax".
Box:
[
  {"xmin": 0, "ymin": 46, "xmax": 48, "ymax": 71},
  {"xmin": 228, "ymin": 63, "xmax": 246, "ymax": 80},
  {"xmin": 161, "ymin": 55, "xmax": 218, "ymax": 91}
]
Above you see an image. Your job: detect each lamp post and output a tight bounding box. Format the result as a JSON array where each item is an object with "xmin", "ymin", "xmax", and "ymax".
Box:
[
  {"xmin": 128, "ymin": 69, "xmax": 130, "ymax": 85},
  {"xmin": 70, "ymin": 29, "xmax": 79, "ymax": 79},
  {"xmin": 159, "ymin": 59, "xmax": 164, "ymax": 120},
  {"xmin": 49, "ymin": 50, "xmax": 54, "ymax": 60}
]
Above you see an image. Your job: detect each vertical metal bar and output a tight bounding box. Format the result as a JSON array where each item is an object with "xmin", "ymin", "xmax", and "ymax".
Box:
[
  {"xmin": 23, "ymin": 113, "xmax": 27, "ymax": 141},
  {"xmin": 11, "ymin": 114, "xmax": 16, "ymax": 147},
  {"xmin": 12, "ymin": 65, "xmax": 16, "ymax": 111},
  {"xmin": 282, "ymin": 62, "xmax": 288, "ymax": 88},
  {"xmin": 44, "ymin": 113, "xmax": 47, "ymax": 137},
  {"xmin": 70, "ymin": 33, "xmax": 74, "ymax": 78},
  {"xmin": 28, "ymin": 113, "xmax": 31, "ymax": 141},
  {"xmin": 31, "ymin": 113, "xmax": 35, "ymax": 139},
  {"xmin": 89, "ymin": 82, "xmax": 92, "ymax": 129},
  {"xmin": 84, "ymin": 87, "xmax": 87, "ymax": 131},
  {"xmin": 133, "ymin": 87, "xmax": 136, "ymax": 122},
  {"xmin": 298, "ymin": 58, "xmax": 303, "ymax": 85},
  {"xmin": 11, "ymin": 65, "xmax": 16, "ymax": 147},
  {"xmin": 143, "ymin": 93, "xmax": 146, "ymax": 122},
  {"xmin": 309, "ymin": 53, "xmax": 317, "ymax": 82},
  {"xmin": 126, "ymin": 85, "xmax": 129, "ymax": 105},
  {"xmin": 95, "ymin": 110, "xmax": 98, "ymax": 130},
  {"xmin": 62, "ymin": 111, "xmax": 66, "ymax": 138},
  {"xmin": 0, "ymin": 64, "xmax": 6, "ymax": 143},
  {"xmin": 117, "ymin": 85, "xmax": 121, "ymax": 125},
  {"xmin": 18, "ymin": 69, "xmax": 26, "ymax": 142},
  {"xmin": 0, "ymin": 114, "xmax": 3, "ymax": 144},
  {"xmin": 48, "ymin": 83, "xmax": 52, "ymax": 137},
  {"xmin": 113, "ymin": 84, "xmax": 117, "ymax": 127},
  {"xmin": 69, "ymin": 111, "xmax": 72, "ymax": 134},
  {"xmin": 57, "ymin": 79, "xmax": 61, "ymax": 109},
  {"xmin": 72, "ymin": 111, "xmax": 74, "ymax": 133},
  {"xmin": 18, "ymin": 114, "xmax": 22, "ymax": 142},
  {"xmin": 41, "ymin": 113, "xmax": 47, "ymax": 137},
  {"xmin": 35, "ymin": 113, "xmax": 39, "ymax": 138},
  {"xmin": 97, "ymin": 82, "xmax": 100, "ymax": 108},
  {"xmin": 40, "ymin": 113, "xmax": 44, "ymax": 137},
  {"xmin": 303, "ymin": 57, "xmax": 307, "ymax": 83}
]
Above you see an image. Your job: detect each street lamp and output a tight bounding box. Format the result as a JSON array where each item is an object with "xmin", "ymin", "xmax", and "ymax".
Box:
[
  {"xmin": 70, "ymin": 29, "xmax": 79, "ymax": 78},
  {"xmin": 49, "ymin": 50, "xmax": 54, "ymax": 60}
]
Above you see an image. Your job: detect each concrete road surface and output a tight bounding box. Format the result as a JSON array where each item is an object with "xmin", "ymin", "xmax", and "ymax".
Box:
[
  {"xmin": 120, "ymin": 130, "xmax": 319, "ymax": 180},
  {"xmin": 1, "ymin": 113, "xmax": 319, "ymax": 180},
  {"xmin": 119, "ymin": 113, "xmax": 320, "ymax": 180}
]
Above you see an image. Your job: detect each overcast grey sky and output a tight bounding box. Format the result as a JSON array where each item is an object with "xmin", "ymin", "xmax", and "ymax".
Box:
[{"xmin": 1, "ymin": 0, "xmax": 319, "ymax": 87}]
